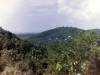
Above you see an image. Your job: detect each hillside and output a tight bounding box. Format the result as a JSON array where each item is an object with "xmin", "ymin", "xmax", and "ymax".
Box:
[
  {"xmin": 88, "ymin": 29, "xmax": 100, "ymax": 35},
  {"xmin": 17, "ymin": 27, "xmax": 83, "ymax": 42},
  {"xmin": 17, "ymin": 27, "xmax": 100, "ymax": 43},
  {"xmin": 0, "ymin": 27, "xmax": 100, "ymax": 75},
  {"xmin": 0, "ymin": 27, "xmax": 20, "ymax": 50},
  {"xmin": 17, "ymin": 33, "xmax": 35, "ymax": 39},
  {"xmin": 0, "ymin": 27, "xmax": 48, "ymax": 75}
]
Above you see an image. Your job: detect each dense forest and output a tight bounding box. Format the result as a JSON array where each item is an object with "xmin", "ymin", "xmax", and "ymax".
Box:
[{"xmin": 0, "ymin": 27, "xmax": 100, "ymax": 75}]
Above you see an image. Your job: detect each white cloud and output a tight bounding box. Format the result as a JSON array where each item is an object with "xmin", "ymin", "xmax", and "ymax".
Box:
[
  {"xmin": 1, "ymin": 0, "xmax": 100, "ymax": 32},
  {"xmin": 0, "ymin": 0, "xmax": 58, "ymax": 33},
  {"xmin": 30, "ymin": 0, "xmax": 56, "ymax": 6},
  {"xmin": 0, "ymin": 0, "xmax": 21, "ymax": 29},
  {"xmin": 58, "ymin": 0, "xmax": 100, "ymax": 20}
]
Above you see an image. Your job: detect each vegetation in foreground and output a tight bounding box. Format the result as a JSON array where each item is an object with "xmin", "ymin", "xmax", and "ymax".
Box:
[{"xmin": 0, "ymin": 27, "xmax": 100, "ymax": 75}]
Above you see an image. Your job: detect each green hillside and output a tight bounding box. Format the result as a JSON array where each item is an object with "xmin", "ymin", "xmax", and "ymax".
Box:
[
  {"xmin": 17, "ymin": 27, "xmax": 83, "ymax": 43},
  {"xmin": 88, "ymin": 29, "xmax": 100, "ymax": 35},
  {"xmin": 1, "ymin": 27, "xmax": 100, "ymax": 75}
]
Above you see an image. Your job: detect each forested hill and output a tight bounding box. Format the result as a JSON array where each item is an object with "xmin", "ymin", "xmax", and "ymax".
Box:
[
  {"xmin": 0, "ymin": 27, "xmax": 32, "ymax": 52},
  {"xmin": 0, "ymin": 27, "xmax": 48, "ymax": 75},
  {"xmin": 0, "ymin": 27, "xmax": 20, "ymax": 50},
  {"xmin": 17, "ymin": 27, "xmax": 83, "ymax": 42},
  {"xmin": 1, "ymin": 27, "xmax": 100, "ymax": 75},
  {"xmin": 88, "ymin": 29, "xmax": 100, "ymax": 35}
]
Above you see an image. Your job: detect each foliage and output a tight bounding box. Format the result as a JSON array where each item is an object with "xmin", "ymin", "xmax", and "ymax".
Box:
[
  {"xmin": 0, "ymin": 27, "xmax": 100, "ymax": 75},
  {"xmin": 47, "ymin": 31, "xmax": 98, "ymax": 75}
]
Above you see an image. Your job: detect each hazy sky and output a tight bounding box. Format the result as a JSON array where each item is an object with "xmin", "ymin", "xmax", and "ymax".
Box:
[{"xmin": 0, "ymin": 0, "xmax": 100, "ymax": 33}]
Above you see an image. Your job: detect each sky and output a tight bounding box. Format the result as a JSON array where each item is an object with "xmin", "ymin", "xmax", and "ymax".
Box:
[{"xmin": 0, "ymin": 0, "xmax": 100, "ymax": 33}]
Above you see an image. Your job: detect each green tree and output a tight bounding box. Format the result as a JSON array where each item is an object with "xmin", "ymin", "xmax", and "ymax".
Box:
[{"xmin": 47, "ymin": 31, "xmax": 97, "ymax": 75}]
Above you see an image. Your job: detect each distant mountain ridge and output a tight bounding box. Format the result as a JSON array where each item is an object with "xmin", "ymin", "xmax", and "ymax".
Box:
[
  {"xmin": 17, "ymin": 27, "xmax": 84, "ymax": 42},
  {"xmin": 17, "ymin": 27, "xmax": 100, "ymax": 43},
  {"xmin": 89, "ymin": 29, "xmax": 100, "ymax": 35}
]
